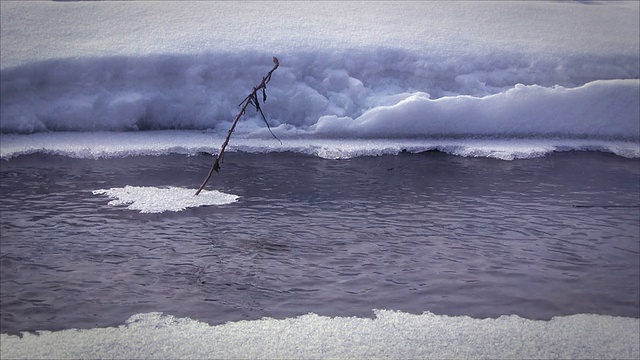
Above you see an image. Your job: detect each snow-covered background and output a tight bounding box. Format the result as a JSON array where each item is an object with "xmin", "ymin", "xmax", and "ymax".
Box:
[{"xmin": 1, "ymin": 1, "xmax": 638, "ymax": 146}]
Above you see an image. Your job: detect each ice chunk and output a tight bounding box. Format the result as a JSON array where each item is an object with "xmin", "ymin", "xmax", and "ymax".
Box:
[{"xmin": 92, "ymin": 186, "xmax": 238, "ymax": 213}]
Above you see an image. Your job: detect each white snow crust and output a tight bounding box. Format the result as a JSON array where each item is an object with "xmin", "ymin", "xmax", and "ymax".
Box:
[
  {"xmin": 92, "ymin": 186, "xmax": 239, "ymax": 213},
  {"xmin": 1, "ymin": 311, "xmax": 638, "ymax": 360}
]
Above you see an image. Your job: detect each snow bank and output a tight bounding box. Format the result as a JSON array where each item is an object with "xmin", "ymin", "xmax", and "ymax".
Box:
[
  {"xmin": 2, "ymin": 70, "xmax": 638, "ymax": 139},
  {"xmin": 307, "ymin": 80, "xmax": 639, "ymax": 139},
  {"xmin": 1, "ymin": 311, "xmax": 638, "ymax": 359},
  {"xmin": 1, "ymin": 1, "xmax": 638, "ymax": 140}
]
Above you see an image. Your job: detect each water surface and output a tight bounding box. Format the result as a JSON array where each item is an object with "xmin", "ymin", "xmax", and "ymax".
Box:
[{"xmin": 1, "ymin": 151, "xmax": 638, "ymax": 334}]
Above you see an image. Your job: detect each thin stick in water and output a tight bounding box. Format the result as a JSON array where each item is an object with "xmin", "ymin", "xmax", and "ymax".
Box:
[{"xmin": 195, "ymin": 57, "xmax": 280, "ymax": 195}]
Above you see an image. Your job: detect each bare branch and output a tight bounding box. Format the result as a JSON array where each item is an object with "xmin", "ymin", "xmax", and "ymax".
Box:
[{"xmin": 195, "ymin": 57, "xmax": 280, "ymax": 195}]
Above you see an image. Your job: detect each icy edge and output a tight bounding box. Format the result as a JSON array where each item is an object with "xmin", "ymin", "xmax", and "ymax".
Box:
[{"xmin": 1, "ymin": 132, "xmax": 639, "ymax": 161}]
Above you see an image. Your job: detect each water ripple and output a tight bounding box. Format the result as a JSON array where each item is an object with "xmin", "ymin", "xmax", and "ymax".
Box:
[{"xmin": 1, "ymin": 152, "xmax": 638, "ymax": 334}]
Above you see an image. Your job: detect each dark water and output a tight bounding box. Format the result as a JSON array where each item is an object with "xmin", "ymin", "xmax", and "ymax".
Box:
[{"xmin": 1, "ymin": 151, "xmax": 639, "ymax": 335}]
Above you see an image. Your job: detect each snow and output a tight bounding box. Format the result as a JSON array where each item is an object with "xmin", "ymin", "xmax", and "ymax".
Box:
[
  {"xmin": 307, "ymin": 80, "xmax": 640, "ymax": 138},
  {"xmin": 1, "ymin": 311, "xmax": 638, "ymax": 359},
  {"xmin": 2, "ymin": 1, "xmax": 638, "ymax": 69},
  {"xmin": 92, "ymin": 186, "xmax": 239, "ymax": 213},
  {"xmin": 1, "ymin": 58, "xmax": 638, "ymax": 139}
]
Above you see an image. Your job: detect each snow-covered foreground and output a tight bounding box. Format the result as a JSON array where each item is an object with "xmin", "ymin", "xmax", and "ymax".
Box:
[{"xmin": 1, "ymin": 311, "xmax": 638, "ymax": 360}]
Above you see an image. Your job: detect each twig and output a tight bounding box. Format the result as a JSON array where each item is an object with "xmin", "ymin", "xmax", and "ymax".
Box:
[{"xmin": 195, "ymin": 57, "xmax": 280, "ymax": 195}]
